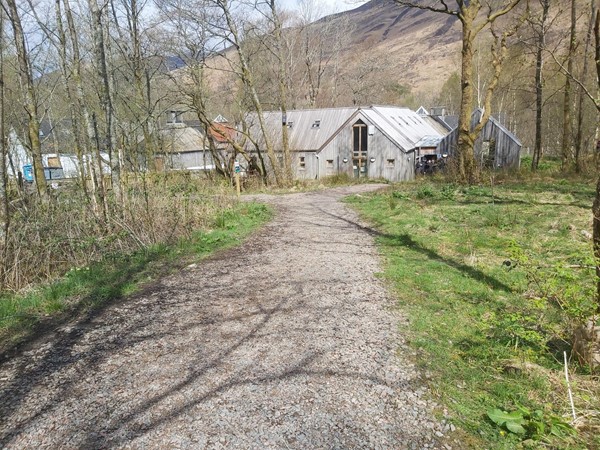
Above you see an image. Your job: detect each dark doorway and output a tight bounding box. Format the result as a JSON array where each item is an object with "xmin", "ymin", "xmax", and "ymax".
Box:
[{"xmin": 352, "ymin": 120, "xmax": 368, "ymax": 178}]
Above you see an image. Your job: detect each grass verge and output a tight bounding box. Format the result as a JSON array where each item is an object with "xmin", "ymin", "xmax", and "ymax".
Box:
[
  {"xmin": 347, "ymin": 177, "xmax": 598, "ymax": 449},
  {"xmin": 0, "ymin": 201, "xmax": 272, "ymax": 352}
]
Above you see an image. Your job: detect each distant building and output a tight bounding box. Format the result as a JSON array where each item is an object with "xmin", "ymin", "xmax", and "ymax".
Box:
[
  {"xmin": 436, "ymin": 108, "xmax": 522, "ymax": 169},
  {"xmin": 245, "ymin": 105, "xmax": 445, "ymax": 182},
  {"xmin": 153, "ymin": 124, "xmax": 214, "ymax": 171},
  {"xmin": 143, "ymin": 112, "xmax": 237, "ymax": 172}
]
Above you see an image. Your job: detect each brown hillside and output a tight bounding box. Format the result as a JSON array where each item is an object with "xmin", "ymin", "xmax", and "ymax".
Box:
[{"xmin": 321, "ymin": 0, "xmax": 462, "ymax": 94}]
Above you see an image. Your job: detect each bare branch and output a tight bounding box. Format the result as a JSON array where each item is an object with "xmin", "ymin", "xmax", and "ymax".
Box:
[
  {"xmin": 394, "ymin": 0, "xmax": 457, "ymax": 16},
  {"xmin": 549, "ymin": 46, "xmax": 600, "ymax": 112}
]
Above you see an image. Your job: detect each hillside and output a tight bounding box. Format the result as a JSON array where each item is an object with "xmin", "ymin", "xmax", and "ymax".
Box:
[{"xmin": 318, "ymin": 0, "xmax": 462, "ymax": 95}]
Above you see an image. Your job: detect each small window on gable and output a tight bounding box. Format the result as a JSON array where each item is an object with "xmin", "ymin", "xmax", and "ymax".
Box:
[
  {"xmin": 299, "ymin": 156, "xmax": 306, "ymax": 169},
  {"xmin": 312, "ymin": 120, "xmax": 321, "ymax": 129},
  {"xmin": 386, "ymin": 158, "xmax": 395, "ymax": 167},
  {"xmin": 326, "ymin": 159, "xmax": 334, "ymax": 168},
  {"xmin": 167, "ymin": 110, "xmax": 183, "ymax": 124}
]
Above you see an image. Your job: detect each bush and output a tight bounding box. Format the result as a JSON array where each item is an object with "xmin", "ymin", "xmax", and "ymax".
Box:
[{"xmin": 0, "ymin": 175, "xmax": 236, "ymax": 291}]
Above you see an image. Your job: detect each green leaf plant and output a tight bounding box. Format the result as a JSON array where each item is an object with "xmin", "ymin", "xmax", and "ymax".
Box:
[{"xmin": 487, "ymin": 405, "xmax": 576, "ymax": 443}]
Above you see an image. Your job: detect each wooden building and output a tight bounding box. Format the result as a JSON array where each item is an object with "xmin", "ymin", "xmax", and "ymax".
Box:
[
  {"xmin": 245, "ymin": 106, "xmax": 445, "ymax": 182},
  {"xmin": 436, "ymin": 109, "xmax": 522, "ymax": 169},
  {"xmin": 152, "ymin": 124, "xmax": 215, "ymax": 171}
]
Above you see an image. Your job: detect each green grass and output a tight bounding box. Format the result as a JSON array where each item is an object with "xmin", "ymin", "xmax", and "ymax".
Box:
[
  {"xmin": 0, "ymin": 202, "xmax": 272, "ymax": 350},
  {"xmin": 347, "ymin": 177, "xmax": 598, "ymax": 449}
]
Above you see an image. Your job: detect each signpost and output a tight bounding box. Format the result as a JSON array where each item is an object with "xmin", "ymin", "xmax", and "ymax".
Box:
[{"xmin": 234, "ymin": 161, "xmax": 241, "ymax": 197}]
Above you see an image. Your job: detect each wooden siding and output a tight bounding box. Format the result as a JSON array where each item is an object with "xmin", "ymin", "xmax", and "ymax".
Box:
[
  {"xmin": 293, "ymin": 152, "xmax": 318, "ymax": 180},
  {"xmin": 161, "ymin": 151, "xmax": 214, "ymax": 170},
  {"xmin": 318, "ymin": 114, "xmax": 415, "ymax": 182},
  {"xmin": 437, "ymin": 112, "xmax": 521, "ymax": 169}
]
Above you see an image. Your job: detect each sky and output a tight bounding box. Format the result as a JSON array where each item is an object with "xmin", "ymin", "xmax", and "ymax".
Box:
[{"xmin": 279, "ymin": 0, "xmax": 368, "ymax": 19}]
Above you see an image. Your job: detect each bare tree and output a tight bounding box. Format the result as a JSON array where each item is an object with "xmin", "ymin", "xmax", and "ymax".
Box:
[
  {"xmin": 574, "ymin": 0, "xmax": 597, "ymax": 173},
  {"xmin": 263, "ymin": 0, "xmax": 292, "ymax": 182},
  {"xmin": 110, "ymin": 0, "xmax": 159, "ymax": 176},
  {"xmin": 293, "ymin": 0, "xmax": 350, "ymax": 108},
  {"xmin": 591, "ymin": 6, "xmax": 600, "ymax": 310},
  {"xmin": 2, "ymin": 0, "xmax": 48, "ymax": 197},
  {"xmin": 530, "ymin": 0, "xmax": 550, "ymax": 171},
  {"xmin": 0, "ymin": 6, "xmax": 9, "ymax": 285},
  {"xmin": 395, "ymin": 0, "xmax": 523, "ymax": 183},
  {"xmin": 560, "ymin": 0, "xmax": 577, "ymax": 170},
  {"xmin": 211, "ymin": 0, "xmax": 286, "ymax": 186}
]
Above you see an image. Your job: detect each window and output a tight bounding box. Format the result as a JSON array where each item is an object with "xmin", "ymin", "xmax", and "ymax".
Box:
[
  {"xmin": 312, "ymin": 120, "xmax": 321, "ymax": 129},
  {"xmin": 326, "ymin": 159, "xmax": 334, "ymax": 168},
  {"xmin": 386, "ymin": 159, "xmax": 395, "ymax": 167},
  {"xmin": 299, "ymin": 156, "xmax": 306, "ymax": 169},
  {"xmin": 167, "ymin": 110, "xmax": 183, "ymax": 124},
  {"xmin": 353, "ymin": 120, "xmax": 368, "ymax": 158}
]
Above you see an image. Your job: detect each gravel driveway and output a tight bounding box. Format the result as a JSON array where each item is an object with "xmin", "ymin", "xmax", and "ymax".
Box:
[{"xmin": 0, "ymin": 185, "xmax": 445, "ymax": 449}]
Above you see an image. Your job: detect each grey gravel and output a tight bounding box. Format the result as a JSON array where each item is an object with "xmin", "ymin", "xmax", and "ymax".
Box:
[{"xmin": 0, "ymin": 185, "xmax": 445, "ymax": 449}]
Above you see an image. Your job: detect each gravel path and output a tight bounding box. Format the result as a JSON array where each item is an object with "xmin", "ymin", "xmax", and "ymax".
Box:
[{"xmin": 0, "ymin": 185, "xmax": 445, "ymax": 449}]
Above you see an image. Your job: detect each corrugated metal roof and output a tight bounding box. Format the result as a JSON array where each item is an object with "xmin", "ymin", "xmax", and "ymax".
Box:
[
  {"xmin": 433, "ymin": 114, "xmax": 458, "ymax": 130},
  {"xmin": 363, "ymin": 106, "xmax": 444, "ymax": 150},
  {"xmin": 414, "ymin": 135, "xmax": 442, "ymax": 148},
  {"xmin": 246, "ymin": 107, "xmax": 357, "ymax": 151},
  {"xmin": 421, "ymin": 115, "xmax": 452, "ymax": 135},
  {"xmin": 158, "ymin": 125, "xmax": 207, "ymax": 153},
  {"xmin": 246, "ymin": 106, "xmax": 444, "ymax": 153},
  {"xmin": 462, "ymin": 108, "xmax": 522, "ymax": 146}
]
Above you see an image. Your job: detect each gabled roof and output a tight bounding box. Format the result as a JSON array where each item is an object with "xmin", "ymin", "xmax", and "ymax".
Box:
[
  {"xmin": 156, "ymin": 125, "xmax": 207, "ymax": 153},
  {"xmin": 362, "ymin": 106, "xmax": 444, "ymax": 151},
  {"xmin": 431, "ymin": 114, "xmax": 458, "ymax": 131},
  {"xmin": 421, "ymin": 115, "xmax": 453, "ymax": 134},
  {"xmin": 246, "ymin": 107, "xmax": 358, "ymax": 152},
  {"xmin": 208, "ymin": 122, "xmax": 237, "ymax": 144},
  {"xmin": 246, "ymin": 105, "xmax": 444, "ymax": 153},
  {"xmin": 471, "ymin": 108, "xmax": 522, "ymax": 146}
]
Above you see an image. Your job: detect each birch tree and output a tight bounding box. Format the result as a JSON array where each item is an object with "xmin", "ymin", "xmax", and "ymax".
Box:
[
  {"xmin": 561, "ymin": 0, "xmax": 577, "ymax": 170},
  {"xmin": 211, "ymin": 0, "xmax": 287, "ymax": 186},
  {"xmin": 530, "ymin": 0, "xmax": 550, "ymax": 171},
  {"xmin": 2, "ymin": 0, "xmax": 48, "ymax": 196},
  {"xmin": 394, "ymin": 0, "xmax": 523, "ymax": 183},
  {"xmin": 0, "ymin": 7, "xmax": 9, "ymax": 285}
]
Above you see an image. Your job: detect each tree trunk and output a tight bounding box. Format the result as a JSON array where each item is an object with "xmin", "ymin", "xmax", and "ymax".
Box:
[
  {"xmin": 456, "ymin": 9, "xmax": 477, "ymax": 184},
  {"xmin": 574, "ymin": 0, "xmax": 597, "ymax": 173},
  {"xmin": 49, "ymin": 0, "xmax": 91, "ymax": 201},
  {"xmin": 218, "ymin": 0, "xmax": 284, "ymax": 186},
  {"xmin": 561, "ymin": 0, "xmax": 577, "ymax": 171},
  {"xmin": 87, "ymin": 0, "xmax": 112, "ymax": 222},
  {"xmin": 532, "ymin": 0, "xmax": 549, "ymax": 171},
  {"xmin": 593, "ymin": 7, "xmax": 600, "ymax": 311},
  {"xmin": 270, "ymin": 0, "xmax": 293, "ymax": 184},
  {"xmin": 64, "ymin": 0, "xmax": 108, "ymax": 221},
  {"xmin": 3, "ymin": 0, "xmax": 47, "ymax": 197},
  {"xmin": 0, "ymin": 7, "xmax": 10, "ymax": 287}
]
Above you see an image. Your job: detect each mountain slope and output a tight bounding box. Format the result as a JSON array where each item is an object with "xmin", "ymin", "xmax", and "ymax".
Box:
[{"xmin": 319, "ymin": 0, "xmax": 462, "ymax": 94}]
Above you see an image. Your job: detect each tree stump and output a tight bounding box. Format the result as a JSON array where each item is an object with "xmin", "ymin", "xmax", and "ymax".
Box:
[{"xmin": 573, "ymin": 317, "xmax": 600, "ymax": 372}]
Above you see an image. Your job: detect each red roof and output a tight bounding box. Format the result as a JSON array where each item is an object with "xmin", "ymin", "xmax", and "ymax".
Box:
[{"xmin": 208, "ymin": 122, "xmax": 236, "ymax": 143}]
